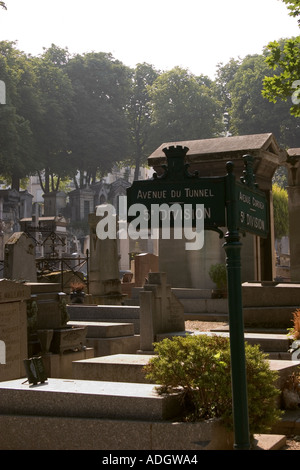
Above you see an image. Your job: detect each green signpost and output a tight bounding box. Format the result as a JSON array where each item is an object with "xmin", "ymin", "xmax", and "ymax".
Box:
[{"xmin": 126, "ymin": 146, "xmax": 269, "ymax": 450}]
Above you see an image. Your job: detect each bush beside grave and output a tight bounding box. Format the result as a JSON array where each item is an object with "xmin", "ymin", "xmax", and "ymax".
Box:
[{"xmin": 144, "ymin": 334, "xmax": 282, "ymax": 435}]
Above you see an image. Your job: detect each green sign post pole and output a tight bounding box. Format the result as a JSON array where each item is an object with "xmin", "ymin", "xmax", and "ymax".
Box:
[
  {"xmin": 126, "ymin": 147, "xmax": 269, "ymax": 450},
  {"xmin": 224, "ymin": 161, "xmax": 251, "ymax": 450}
]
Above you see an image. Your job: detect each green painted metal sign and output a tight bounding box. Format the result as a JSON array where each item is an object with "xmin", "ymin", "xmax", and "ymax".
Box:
[
  {"xmin": 237, "ymin": 182, "xmax": 269, "ymax": 238},
  {"xmin": 127, "ymin": 176, "xmax": 226, "ymax": 230},
  {"xmin": 126, "ymin": 146, "xmax": 271, "ymax": 450}
]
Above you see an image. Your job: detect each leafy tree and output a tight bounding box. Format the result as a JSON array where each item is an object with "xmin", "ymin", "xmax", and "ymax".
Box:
[
  {"xmin": 0, "ymin": 41, "xmax": 40, "ymax": 189},
  {"xmin": 148, "ymin": 67, "xmax": 223, "ymax": 145},
  {"xmin": 220, "ymin": 53, "xmax": 300, "ymax": 147},
  {"xmin": 281, "ymin": 0, "xmax": 300, "ymax": 23},
  {"xmin": 66, "ymin": 52, "xmax": 131, "ymax": 188},
  {"xmin": 31, "ymin": 47, "xmax": 74, "ymax": 193},
  {"xmin": 126, "ymin": 63, "xmax": 159, "ymax": 180},
  {"xmin": 261, "ymin": 0, "xmax": 300, "ymax": 117},
  {"xmin": 262, "ymin": 37, "xmax": 300, "ymax": 117},
  {"xmin": 272, "ymin": 183, "xmax": 289, "ymax": 239},
  {"xmin": 215, "ymin": 58, "xmax": 240, "ymax": 127}
]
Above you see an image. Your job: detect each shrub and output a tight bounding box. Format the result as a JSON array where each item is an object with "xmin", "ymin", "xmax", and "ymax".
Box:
[
  {"xmin": 208, "ymin": 263, "xmax": 227, "ymax": 290},
  {"xmin": 144, "ymin": 334, "xmax": 282, "ymax": 434}
]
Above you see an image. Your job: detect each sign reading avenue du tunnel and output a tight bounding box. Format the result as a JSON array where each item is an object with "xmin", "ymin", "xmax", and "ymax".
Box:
[
  {"xmin": 126, "ymin": 145, "xmax": 269, "ymax": 239},
  {"xmin": 126, "ymin": 176, "xmax": 226, "ymax": 230}
]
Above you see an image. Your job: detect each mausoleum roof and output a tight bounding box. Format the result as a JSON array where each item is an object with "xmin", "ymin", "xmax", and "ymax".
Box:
[{"xmin": 148, "ymin": 133, "xmax": 286, "ymax": 166}]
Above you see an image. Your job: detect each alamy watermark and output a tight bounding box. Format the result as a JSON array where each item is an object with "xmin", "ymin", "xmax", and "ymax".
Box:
[
  {"xmin": 0, "ymin": 80, "xmax": 6, "ymax": 104},
  {"xmin": 95, "ymin": 196, "xmax": 205, "ymax": 251},
  {"xmin": 292, "ymin": 80, "xmax": 300, "ymax": 105}
]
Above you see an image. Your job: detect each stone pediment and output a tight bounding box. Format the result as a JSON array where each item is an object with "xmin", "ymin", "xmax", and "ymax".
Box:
[
  {"xmin": 149, "ymin": 133, "xmax": 286, "ymax": 164},
  {"xmin": 148, "ymin": 133, "xmax": 287, "ymax": 190}
]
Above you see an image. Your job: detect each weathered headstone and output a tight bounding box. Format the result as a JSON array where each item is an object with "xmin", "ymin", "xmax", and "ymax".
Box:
[
  {"xmin": 4, "ymin": 232, "xmax": 37, "ymax": 282},
  {"xmin": 134, "ymin": 253, "xmax": 159, "ymax": 287},
  {"xmin": 139, "ymin": 272, "xmax": 185, "ymax": 352},
  {"xmin": 88, "ymin": 208, "xmax": 124, "ymax": 304},
  {"xmin": 0, "ymin": 279, "xmax": 31, "ymax": 381}
]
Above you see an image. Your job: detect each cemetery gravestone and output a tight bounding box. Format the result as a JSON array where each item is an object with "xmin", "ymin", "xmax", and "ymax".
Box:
[
  {"xmin": 88, "ymin": 209, "xmax": 124, "ymax": 304},
  {"xmin": 4, "ymin": 232, "xmax": 37, "ymax": 282},
  {"xmin": 139, "ymin": 272, "xmax": 185, "ymax": 352},
  {"xmin": 0, "ymin": 280, "xmax": 31, "ymax": 381}
]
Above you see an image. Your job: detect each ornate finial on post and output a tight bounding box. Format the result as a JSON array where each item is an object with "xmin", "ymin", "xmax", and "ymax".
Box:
[
  {"xmin": 240, "ymin": 154, "xmax": 258, "ymax": 189},
  {"xmin": 160, "ymin": 145, "xmax": 190, "ymax": 181}
]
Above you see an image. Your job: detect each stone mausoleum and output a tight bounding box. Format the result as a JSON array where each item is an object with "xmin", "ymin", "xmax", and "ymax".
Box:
[{"xmin": 147, "ymin": 133, "xmax": 287, "ymax": 288}]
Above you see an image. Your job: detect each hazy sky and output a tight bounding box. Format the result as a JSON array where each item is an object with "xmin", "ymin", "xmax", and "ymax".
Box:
[{"xmin": 1, "ymin": 0, "xmax": 299, "ymax": 77}]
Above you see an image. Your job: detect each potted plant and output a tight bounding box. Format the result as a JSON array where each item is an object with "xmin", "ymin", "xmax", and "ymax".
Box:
[{"xmin": 209, "ymin": 263, "xmax": 227, "ymax": 298}]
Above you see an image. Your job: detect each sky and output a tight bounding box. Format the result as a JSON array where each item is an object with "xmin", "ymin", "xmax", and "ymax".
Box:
[{"xmin": 0, "ymin": 0, "xmax": 300, "ymax": 78}]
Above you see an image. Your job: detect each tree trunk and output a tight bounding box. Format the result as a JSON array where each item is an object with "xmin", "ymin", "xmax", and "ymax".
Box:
[{"xmin": 11, "ymin": 173, "xmax": 20, "ymax": 191}]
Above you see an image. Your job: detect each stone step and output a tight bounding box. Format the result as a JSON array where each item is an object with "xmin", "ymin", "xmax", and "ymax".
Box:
[
  {"xmin": 72, "ymin": 352, "xmax": 300, "ymax": 393},
  {"xmin": 73, "ymin": 354, "xmax": 151, "ymax": 383},
  {"xmin": 242, "ymin": 282, "xmax": 300, "ymax": 307},
  {"xmin": 179, "ymin": 298, "xmax": 228, "ymax": 314},
  {"xmin": 67, "ymin": 320, "xmax": 140, "ymax": 357},
  {"xmin": 0, "ymin": 378, "xmax": 181, "ymax": 421},
  {"xmin": 68, "ymin": 305, "xmax": 140, "ymax": 320},
  {"xmin": 68, "ymin": 321, "xmax": 135, "ymax": 338},
  {"xmin": 68, "ymin": 305, "xmax": 141, "ymax": 333},
  {"xmin": 85, "ymin": 335, "xmax": 140, "ymax": 357},
  {"xmin": 243, "ymin": 306, "xmax": 296, "ymax": 328},
  {"xmin": 172, "ymin": 288, "xmax": 213, "ymax": 299},
  {"xmin": 194, "ymin": 331, "xmax": 290, "ymax": 353}
]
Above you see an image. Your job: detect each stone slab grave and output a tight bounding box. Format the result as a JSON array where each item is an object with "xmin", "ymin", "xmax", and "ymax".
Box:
[
  {"xmin": 0, "ymin": 279, "xmax": 31, "ymax": 382},
  {"xmin": 73, "ymin": 354, "xmax": 152, "ymax": 383},
  {"xmin": 0, "ymin": 377, "xmax": 180, "ymax": 421},
  {"xmin": 0, "ymin": 375, "xmax": 287, "ymax": 450},
  {"xmin": 67, "ymin": 316, "xmax": 140, "ymax": 357}
]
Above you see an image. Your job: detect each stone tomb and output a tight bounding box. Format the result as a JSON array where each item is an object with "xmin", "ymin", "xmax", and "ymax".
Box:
[
  {"xmin": 0, "ymin": 279, "xmax": 31, "ymax": 382},
  {"xmin": 148, "ymin": 133, "xmax": 286, "ymax": 287}
]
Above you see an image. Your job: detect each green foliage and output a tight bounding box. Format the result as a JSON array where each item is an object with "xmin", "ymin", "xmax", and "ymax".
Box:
[
  {"xmin": 281, "ymin": 0, "xmax": 300, "ymax": 21},
  {"xmin": 272, "ymin": 183, "xmax": 289, "ymax": 239},
  {"xmin": 145, "ymin": 335, "xmax": 282, "ymax": 434},
  {"xmin": 148, "ymin": 67, "xmax": 223, "ymax": 144},
  {"xmin": 66, "ymin": 51, "xmax": 131, "ymax": 187},
  {"xmin": 263, "ymin": 37, "xmax": 300, "ymax": 117},
  {"xmin": 208, "ymin": 263, "xmax": 227, "ymax": 290},
  {"xmin": 218, "ymin": 53, "xmax": 300, "ymax": 146},
  {"xmin": 126, "ymin": 63, "xmax": 159, "ymax": 180}
]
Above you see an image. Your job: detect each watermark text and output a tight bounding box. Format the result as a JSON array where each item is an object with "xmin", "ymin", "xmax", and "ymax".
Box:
[{"xmin": 95, "ymin": 196, "xmax": 205, "ymax": 251}]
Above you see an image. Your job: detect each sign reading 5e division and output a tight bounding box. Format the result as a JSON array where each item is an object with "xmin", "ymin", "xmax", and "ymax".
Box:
[{"xmin": 237, "ymin": 182, "xmax": 268, "ymax": 238}]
